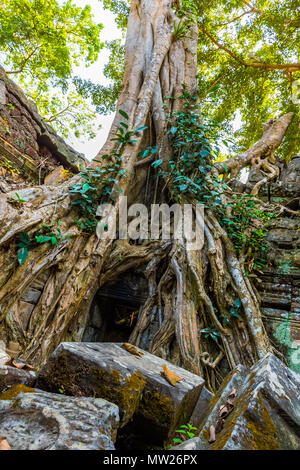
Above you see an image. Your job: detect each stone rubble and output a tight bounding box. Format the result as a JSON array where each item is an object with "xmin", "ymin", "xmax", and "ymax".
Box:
[
  {"xmin": 173, "ymin": 354, "xmax": 300, "ymax": 450},
  {"xmin": 0, "ymin": 386, "xmax": 119, "ymax": 450},
  {"xmin": 37, "ymin": 342, "xmax": 204, "ymax": 443}
]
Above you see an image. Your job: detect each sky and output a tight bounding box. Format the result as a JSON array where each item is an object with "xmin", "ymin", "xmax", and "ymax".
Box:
[{"xmin": 67, "ymin": 0, "xmax": 123, "ymax": 159}]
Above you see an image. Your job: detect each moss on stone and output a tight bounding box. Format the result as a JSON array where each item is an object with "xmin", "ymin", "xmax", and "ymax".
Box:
[
  {"xmin": 92, "ymin": 367, "xmax": 146, "ymax": 425},
  {"xmin": 209, "ymin": 391, "xmax": 280, "ymax": 450},
  {"xmin": 140, "ymin": 391, "xmax": 174, "ymax": 427},
  {"xmin": 0, "ymin": 384, "xmax": 35, "ymax": 400},
  {"xmin": 38, "ymin": 353, "xmax": 146, "ymax": 426}
]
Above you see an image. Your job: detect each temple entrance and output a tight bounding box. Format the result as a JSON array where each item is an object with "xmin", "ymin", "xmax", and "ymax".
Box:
[{"xmin": 82, "ymin": 269, "xmax": 148, "ymax": 343}]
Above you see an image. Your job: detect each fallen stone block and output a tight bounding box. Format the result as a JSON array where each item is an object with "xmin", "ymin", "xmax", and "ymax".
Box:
[
  {"xmin": 37, "ymin": 342, "xmax": 204, "ymax": 443},
  {"xmin": 0, "ymin": 385, "xmax": 119, "ymax": 450},
  {"xmin": 189, "ymin": 386, "xmax": 213, "ymax": 428},
  {"xmin": 197, "ymin": 364, "xmax": 249, "ymax": 433},
  {"xmin": 172, "ymin": 436, "xmax": 206, "ymax": 450},
  {"xmin": 198, "ymin": 354, "xmax": 300, "ymax": 450},
  {"xmin": 0, "ymin": 364, "xmax": 36, "ymax": 393}
]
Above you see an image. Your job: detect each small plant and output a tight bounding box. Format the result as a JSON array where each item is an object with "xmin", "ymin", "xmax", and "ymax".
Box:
[
  {"xmin": 17, "ymin": 232, "xmax": 32, "ymax": 265},
  {"xmin": 17, "ymin": 222, "xmax": 65, "ymax": 265},
  {"xmin": 172, "ymin": 423, "xmax": 198, "ymax": 445},
  {"xmin": 1, "ymin": 157, "xmax": 21, "ymax": 175},
  {"xmin": 200, "ymin": 327, "xmax": 220, "ymax": 342},
  {"xmin": 173, "ymin": 19, "xmax": 191, "ymax": 40},
  {"xmin": 69, "ymin": 109, "xmax": 147, "ymax": 232},
  {"xmin": 35, "ymin": 222, "xmax": 63, "ymax": 246},
  {"xmin": 11, "ymin": 192, "xmax": 28, "ymax": 204},
  {"xmin": 229, "ymin": 298, "xmax": 241, "ymax": 319}
]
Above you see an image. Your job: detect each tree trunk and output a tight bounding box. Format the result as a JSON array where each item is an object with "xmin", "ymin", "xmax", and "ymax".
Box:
[{"xmin": 0, "ymin": 0, "xmax": 294, "ymax": 389}]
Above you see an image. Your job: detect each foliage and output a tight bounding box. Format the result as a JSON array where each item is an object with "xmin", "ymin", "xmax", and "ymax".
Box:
[
  {"xmin": 29, "ymin": 86, "xmax": 101, "ymax": 142},
  {"xmin": 158, "ymin": 90, "xmax": 228, "ymax": 207},
  {"xmin": 173, "ymin": 18, "xmax": 192, "ymax": 40},
  {"xmin": 218, "ymin": 193, "xmax": 276, "ymax": 260},
  {"xmin": 17, "ymin": 232, "xmax": 32, "ymax": 265},
  {"xmin": 0, "ymin": 0, "xmax": 103, "ymax": 139},
  {"xmin": 73, "ymin": 40, "xmax": 124, "ymax": 115},
  {"xmin": 102, "ymin": 0, "xmax": 130, "ymax": 31},
  {"xmin": 68, "ymin": 109, "xmax": 145, "ymax": 231},
  {"xmin": 177, "ymin": 0, "xmax": 300, "ymax": 159},
  {"xmin": 101, "ymin": 0, "xmax": 299, "ymax": 159},
  {"xmin": 156, "ymin": 91, "xmax": 276, "ymax": 275},
  {"xmin": 17, "ymin": 222, "xmax": 66, "ymax": 265},
  {"xmin": 172, "ymin": 423, "xmax": 198, "ymax": 445},
  {"xmin": 200, "ymin": 327, "xmax": 221, "ymax": 342},
  {"xmin": 1, "ymin": 0, "xmax": 297, "ymax": 154}
]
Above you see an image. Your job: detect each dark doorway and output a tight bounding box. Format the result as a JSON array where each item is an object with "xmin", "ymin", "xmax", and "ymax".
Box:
[{"xmin": 82, "ymin": 269, "xmax": 148, "ymax": 343}]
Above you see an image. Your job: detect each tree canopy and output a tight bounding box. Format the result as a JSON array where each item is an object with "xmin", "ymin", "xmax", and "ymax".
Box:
[
  {"xmin": 0, "ymin": 0, "xmax": 104, "ymax": 140},
  {"xmin": 0, "ymin": 0, "xmax": 298, "ymax": 157}
]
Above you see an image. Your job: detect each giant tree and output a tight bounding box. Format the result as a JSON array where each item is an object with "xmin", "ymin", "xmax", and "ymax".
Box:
[{"xmin": 0, "ymin": 0, "xmax": 296, "ymax": 390}]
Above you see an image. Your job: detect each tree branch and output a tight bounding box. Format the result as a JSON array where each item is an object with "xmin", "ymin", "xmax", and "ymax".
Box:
[
  {"xmin": 201, "ymin": 27, "xmax": 300, "ymax": 72},
  {"xmin": 6, "ymin": 45, "xmax": 41, "ymax": 75},
  {"xmin": 216, "ymin": 112, "xmax": 294, "ymax": 175}
]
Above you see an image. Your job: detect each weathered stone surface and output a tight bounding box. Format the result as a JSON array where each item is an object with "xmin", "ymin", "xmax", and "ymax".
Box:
[
  {"xmin": 259, "ymin": 215, "xmax": 300, "ymax": 373},
  {"xmin": 0, "ymin": 387, "xmax": 119, "ymax": 450},
  {"xmin": 189, "ymin": 386, "xmax": 213, "ymax": 428},
  {"xmin": 245, "ymin": 154, "xmax": 300, "ymax": 372},
  {"xmin": 281, "ymin": 155, "xmax": 300, "ymax": 185},
  {"xmin": 37, "ymin": 342, "xmax": 204, "ymax": 443},
  {"xmin": 0, "ymin": 364, "xmax": 36, "ymax": 392},
  {"xmin": 44, "ymin": 166, "xmax": 66, "ymax": 185},
  {"xmin": 197, "ymin": 364, "xmax": 249, "ymax": 433},
  {"xmin": 172, "ymin": 436, "xmax": 206, "ymax": 450},
  {"xmin": 197, "ymin": 354, "xmax": 300, "ymax": 450}
]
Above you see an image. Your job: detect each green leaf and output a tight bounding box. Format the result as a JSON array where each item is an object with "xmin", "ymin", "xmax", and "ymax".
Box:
[
  {"xmin": 142, "ymin": 149, "xmax": 150, "ymax": 158},
  {"xmin": 172, "ymin": 438, "xmax": 183, "ymax": 444},
  {"xmin": 14, "ymin": 192, "xmax": 28, "ymax": 203},
  {"xmin": 119, "ymin": 109, "xmax": 129, "ymax": 120},
  {"xmin": 234, "ymin": 299, "xmax": 241, "ymax": 308},
  {"xmin": 35, "ymin": 235, "xmax": 53, "ymax": 244},
  {"xmin": 18, "ymin": 247, "xmax": 28, "ymax": 265},
  {"xmin": 18, "ymin": 232, "xmax": 30, "ymax": 246},
  {"xmin": 168, "ymin": 126, "xmax": 177, "ymax": 135},
  {"xmin": 152, "ymin": 159, "xmax": 163, "ymax": 168},
  {"xmin": 229, "ymin": 307, "xmax": 240, "ymax": 318},
  {"xmin": 135, "ymin": 126, "xmax": 148, "ymax": 133}
]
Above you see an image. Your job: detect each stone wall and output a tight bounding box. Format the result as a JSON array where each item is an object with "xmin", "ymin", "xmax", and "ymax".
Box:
[
  {"xmin": 247, "ymin": 155, "xmax": 300, "ymax": 374},
  {"xmin": 0, "ymin": 66, "xmax": 86, "ymax": 191}
]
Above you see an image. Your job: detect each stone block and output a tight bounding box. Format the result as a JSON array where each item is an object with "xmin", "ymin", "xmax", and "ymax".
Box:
[
  {"xmin": 0, "ymin": 387, "xmax": 119, "ymax": 450},
  {"xmin": 37, "ymin": 342, "xmax": 204, "ymax": 443}
]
